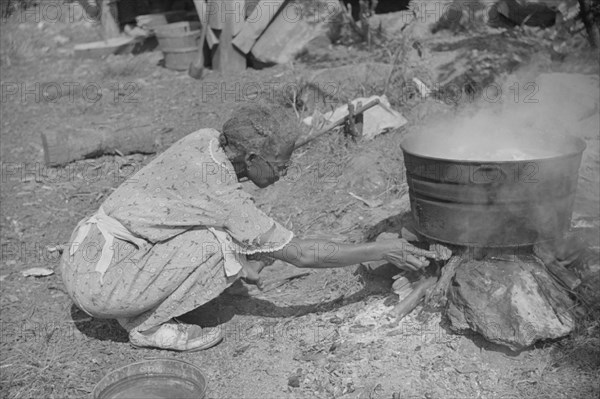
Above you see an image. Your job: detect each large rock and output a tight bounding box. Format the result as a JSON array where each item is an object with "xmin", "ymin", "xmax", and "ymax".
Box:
[{"xmin": 447, "ymin": 255, "xmax": 576, "ymax": 351}]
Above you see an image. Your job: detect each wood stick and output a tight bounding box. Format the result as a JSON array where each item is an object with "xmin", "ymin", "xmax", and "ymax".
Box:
[
  {"xmin": 543, "ymin": 259, "xmax": 582, "ymax": 291},
  {"xmin": 579, "ymin": 0, "xmax": 600, "ymax": 48},
  {"xmin": 534, "ymin": 244, "xmax": 582, "ymax": 290},
  {"xmin": 392, "ymin": 276, "xmax": 437, "ymax": 320},
  {"xmin": 101, "ymin": 0, "xmax": 120, "ymax": 40},
  {"xmin": 294, "ymin": 98, "xmax": 380, "ymax": 149},
  {"xmin": 189, "ymin": 1, "xmax": 210, "ymax": 80},
  {"xmin": 425, "ymin": 255, "xmax": 462, "ymax": 308}
]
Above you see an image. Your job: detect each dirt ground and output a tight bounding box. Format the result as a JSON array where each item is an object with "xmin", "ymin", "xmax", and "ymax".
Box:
[{"xmin": 1, "ymin": 5, "xmax": 599, "ymax": 399}]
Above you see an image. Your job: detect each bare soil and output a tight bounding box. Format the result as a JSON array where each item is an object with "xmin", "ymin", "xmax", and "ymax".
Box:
[{"xmin": 1, "ymin": 7, "xmax": 599, "ymax": 399}]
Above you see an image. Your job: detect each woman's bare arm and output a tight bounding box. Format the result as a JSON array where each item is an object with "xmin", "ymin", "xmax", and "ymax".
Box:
[{"xmin": 269, "ymin": 237, "xmax": 437, "ymax": 270}]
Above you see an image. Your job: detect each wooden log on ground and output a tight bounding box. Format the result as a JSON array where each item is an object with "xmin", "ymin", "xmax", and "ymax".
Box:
[{"xmin": 41, "ymin": 120, "xmax": 163, "ymax": 166}]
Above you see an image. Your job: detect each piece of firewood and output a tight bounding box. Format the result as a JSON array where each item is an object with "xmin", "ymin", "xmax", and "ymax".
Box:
[
  {"xmin": 533, "ymin": 244, "xmax": 582, "ymax": 290},
  {"xmin": 41, "ymin": 122, "xmax": 163, "ymax": 166},
  {"xmin": 425, "ymin": 255, "xmax": 462, "ymax": 308},
  {"xmin": 579, "ymin": 0, "xmax": 600, "ymax": 48},
  {"xmin": 392, "ymin": 276, "xmax": 437, "ymax": 320}
]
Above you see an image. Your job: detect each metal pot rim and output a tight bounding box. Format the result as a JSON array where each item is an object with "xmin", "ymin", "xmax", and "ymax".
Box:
[{"xmin": 400, "ymin": 133, "xmax": 587, "ymax": 164}]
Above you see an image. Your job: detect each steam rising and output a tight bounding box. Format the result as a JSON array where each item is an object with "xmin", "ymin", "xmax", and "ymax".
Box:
[
  {"xmin": 401, "ymin": 70, "xmax": 599, "ymax": 247},
  {"xmin": 405, "ymin": 108, "xmax": 567, "ymax": 161}
]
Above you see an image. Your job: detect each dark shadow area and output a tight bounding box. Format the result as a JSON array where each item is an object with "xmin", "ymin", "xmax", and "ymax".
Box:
[
  {"xmin": 70, "ymin": 305, "xmax": 129, "ymax": 343},
  {"xmin": 131, "ymin": 36, "xmax": 158, "ymax": 55},
  {"xmin": 364, "ymin": 211, "xmax": 413, "ymax": 241},
  {"xmin": 179, "ymin": 265, "xmax": 393, "ymax": 328},
  {"xmin": 67, "ymin": 265, "xmax": 394, "ymax": 342}
]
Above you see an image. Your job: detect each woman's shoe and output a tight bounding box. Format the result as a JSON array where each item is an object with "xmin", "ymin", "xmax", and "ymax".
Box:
[{"xmin": 129, "ymin": 320, "xmax": 223, "ymax": 352}]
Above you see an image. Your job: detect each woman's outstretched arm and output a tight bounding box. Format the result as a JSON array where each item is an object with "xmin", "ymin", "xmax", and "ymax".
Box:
[{"xmin": 269, "ymin": 237, "xmax": 437, "ymax": 271}]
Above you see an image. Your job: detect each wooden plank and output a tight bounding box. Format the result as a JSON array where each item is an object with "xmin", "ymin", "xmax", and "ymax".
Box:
[
  {"xmin": 193, "ymin": 0, "xmax": 208, "ymax": 23},
  {"xmin": 207, "ymin": 27, "xmax": 219, "ymax": 48},
  {"xmin": 208, "ymin": 0, "xmax": 246, "ymax": 34},
  {"xmin": 212, "ymin": 5, "xmax": 247, "ymax": 73},
  {"xmin": 73, "ymin": 36, "xmax": 139, "ymax": 58},
  {"xmin": 192, "ymin": 0, "xmax": 220, "ymax": 48},
  {"xmin": 189, "ymin": 6, "xmax": 211, "ymax": 79},
  {"xmin": 231, "ymin": 0, "xmax": 286, "ymax": 54},
  {"xmin": 101, "ymin": 0, "xmax": 120, "ymax": 39},
  {"xmin": 207, "ymin": 0, "xmax": 224, "ymax": 29},
  {"xmin": 250, "ymin": 0, "xmax": 340, "ymax": 65}
]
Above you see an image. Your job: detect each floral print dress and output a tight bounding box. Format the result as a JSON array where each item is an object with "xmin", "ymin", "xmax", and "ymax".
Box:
[{"xmin": 60, "ymin": 128, "xmax": 294, "ymax": 333}]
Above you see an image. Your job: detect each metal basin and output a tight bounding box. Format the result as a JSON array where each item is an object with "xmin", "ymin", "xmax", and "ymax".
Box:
[
  {"xmin": 93, "ymin": 359, "xmax": 207, "ymax": 399},
  {"xmin": 401, "ymin": 130, "xmax": 586, "ymax": 247}
]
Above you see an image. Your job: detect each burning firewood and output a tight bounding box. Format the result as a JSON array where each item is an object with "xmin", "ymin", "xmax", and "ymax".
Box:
[
  {"xmin": 424, "ymin": 255, "xmax": 463, "ymax": 309},
  {"xmin": 391, "ymin": 276, "xmax": 437, "ymax": 320},
  {"xmin": 534, "ymin": 243, "xmax": 582, "ymax": 290}
]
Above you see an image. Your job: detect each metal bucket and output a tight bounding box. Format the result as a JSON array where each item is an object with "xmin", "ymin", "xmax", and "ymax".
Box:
[
  {"xmin": 401, "ymin": 131, "xmax": 586, "ymax": 247},
  {"xmin": 155, "ymin": 22, "xmax": 202, "ymax": 50},
  {"xmin": 93, "ymin": 358, "xmax": 207, "ymax": 399},
  {"xmin": 163, "ymin": 46, "xmax": 199, "ymax": 71}
]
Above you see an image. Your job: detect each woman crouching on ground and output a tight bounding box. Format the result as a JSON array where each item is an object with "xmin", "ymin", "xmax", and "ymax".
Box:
[{"xmin": 60, "ymin": 103, "xmax": 437, "ymax": 352}]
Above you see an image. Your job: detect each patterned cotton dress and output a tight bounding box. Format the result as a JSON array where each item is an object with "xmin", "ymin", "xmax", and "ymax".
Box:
[{"xmin": 60, "ymin": 129, "xmax": 294, "ymax": 333}]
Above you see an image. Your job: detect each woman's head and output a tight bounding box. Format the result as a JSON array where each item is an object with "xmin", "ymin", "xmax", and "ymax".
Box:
[{"xmin": 222, "ymin": 103, "xmax": 299, "ymax": 187}]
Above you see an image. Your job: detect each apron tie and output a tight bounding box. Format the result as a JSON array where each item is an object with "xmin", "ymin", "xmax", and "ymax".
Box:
[{"xmin": 70, "ymin": 207, "xmax": 149, "ymax": 282}]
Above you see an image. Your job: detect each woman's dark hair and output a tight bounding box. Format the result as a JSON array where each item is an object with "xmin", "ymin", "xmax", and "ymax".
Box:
[{"xmin": 221, "ymin": 103, "xmax": 299, "ymax": 160}]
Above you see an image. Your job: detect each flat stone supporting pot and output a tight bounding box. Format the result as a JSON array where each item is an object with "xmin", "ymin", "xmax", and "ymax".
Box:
[{"xmin": 446, "ymin": 254, "xmax": 575, "ymax": 352}]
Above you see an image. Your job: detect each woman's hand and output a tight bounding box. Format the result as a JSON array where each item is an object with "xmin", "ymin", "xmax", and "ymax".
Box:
[
  {"xmin": 382, "ymin": 239, "xmax": 438, "ymax": 272},
  {"xmin": 239, "ymin": 260, "xmax": 268, "ymax": 289}
]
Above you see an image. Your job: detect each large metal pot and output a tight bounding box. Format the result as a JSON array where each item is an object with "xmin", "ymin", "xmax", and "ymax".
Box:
[{"xmin": 401, "ymin": 131, "xmax": 586, "ymax": 247}]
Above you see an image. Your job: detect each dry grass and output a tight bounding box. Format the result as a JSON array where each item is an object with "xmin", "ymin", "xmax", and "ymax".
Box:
[
  {"xmin": 99, "ymin": 55, "xmax": 146, "ymax": 80},
  {"xmin": 1, "ymin": 7, "xmax": 599, "ymax": 399},
  {"xmin": 0, "ymin": 27, "xmax": 40, "ymax": 66}
]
